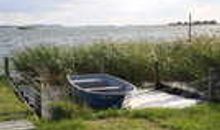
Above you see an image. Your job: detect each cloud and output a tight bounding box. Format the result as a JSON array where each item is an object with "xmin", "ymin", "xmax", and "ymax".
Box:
[
  {"xmin": 36, "ymin": 0, "xmax": 192, "ymax": 25},
  {"xmin": 0, "ymin": 0, "xmax": 62, "ymax": 13},
  {"xmin": 192, "ymin": 3, "xmax": 220, "ymax": 20},
  {"xmin": 0, "ymin": 0, "xmax": 219, "ymax": 25}
]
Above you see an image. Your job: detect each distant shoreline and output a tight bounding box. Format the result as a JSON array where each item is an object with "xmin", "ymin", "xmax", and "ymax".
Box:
[
  {"xmin": 0, "ymin": 23, "xmax": 220, "ymax": 29},
  {"xmin": 168, "ymin": 20, "xmax": 218, "ymax": 26}
]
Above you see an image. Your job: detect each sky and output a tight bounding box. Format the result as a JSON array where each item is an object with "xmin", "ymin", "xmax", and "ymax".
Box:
[{"xmin": 0, "ymin": 0, "xmax": 219, "ymax": 26}]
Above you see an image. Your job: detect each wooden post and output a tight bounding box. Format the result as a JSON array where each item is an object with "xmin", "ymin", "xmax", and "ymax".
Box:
[
  {"xmin": 4, "ymin": 57, "xmax": 10, "ymax": 77},
  {"xmin": 100, "ymin": 58, "xmax": 105, "ymax": 73},
  {"xmin": 40, "ymin": 83, "xmax": 51, "ymax": 120},
  {"xmin": 208, "ymin": 68, "xmax": 214, "ymax": 101},
  {"xmin": 154, "ymin": 61, "xmax": 160, "ymax": 87},
  {"xmin": 100, "ymin": 45, "xmax": 105, "ymax": 73},
  {"xmin": 188, "ymin": 12, "xmax": 192, "ymax": 42}
]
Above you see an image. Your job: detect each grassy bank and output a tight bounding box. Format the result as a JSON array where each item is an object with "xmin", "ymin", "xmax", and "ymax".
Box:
[
  {"xmin": 3, "ymin": 36, "xmax": 220, "ymax": 129},
  {"xmin": 0, "ymin": 74, "xmax": 219, "ymax": 130},
  {"xmin": 37, "ymin": 103, "xmax": 220, "ymax": 130},
  {"xmin": 0, "ymin": 78, "xmax": 30, "ymax": 121},
  {"xmin": 13, "ymin": 36, "xmax": 220, "ymax": 85}
]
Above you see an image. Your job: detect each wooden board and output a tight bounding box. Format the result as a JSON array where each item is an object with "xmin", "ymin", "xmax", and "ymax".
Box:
[
  {"xmin": 73, "ymin": 78, "xmax": 103, "ymax": 83},
  {"xmin": 0, "ymin": 120, "xmax": 35, "ymax": 130}
]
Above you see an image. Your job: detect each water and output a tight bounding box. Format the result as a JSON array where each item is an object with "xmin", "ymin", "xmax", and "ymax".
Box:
[{"xmin": 0, "ymin": 25, "xmax": 220, "ymax": 57}]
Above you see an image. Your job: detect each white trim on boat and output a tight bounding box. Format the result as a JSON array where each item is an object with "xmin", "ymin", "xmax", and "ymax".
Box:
[
  {"xmin": 73, "ymin": 78, "xmax": 103, "ymax": 83},
  {"xmin": 85, "ymin": 86, "xmax": 120, "ymax": 91}
]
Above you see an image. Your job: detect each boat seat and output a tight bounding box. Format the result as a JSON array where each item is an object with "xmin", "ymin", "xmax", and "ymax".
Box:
[
  {"xmin": 85, "ymin": 86, "xmax": 120, "ymax": 91},
  {"xmin": 73, "ymin": 79, "xmax": 103, "ymax": 83}
]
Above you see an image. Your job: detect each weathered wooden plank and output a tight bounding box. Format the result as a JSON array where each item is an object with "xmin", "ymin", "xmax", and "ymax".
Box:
[
  {"xmin": 161, "ymin": 82, "xmax": 201, "ymax": 94},
  {"xmin": 73, "ymin": 78, "xmax": 103, "ymax": 83},
  {"xmin": 0, "ymin": 120, "xmax": 35, "ymax": 130}
]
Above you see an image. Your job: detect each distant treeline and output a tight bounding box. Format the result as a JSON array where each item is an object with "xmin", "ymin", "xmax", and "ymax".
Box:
[{"xmin": 169, "ymin": 20, "xmax": 218, "ymax": 26}]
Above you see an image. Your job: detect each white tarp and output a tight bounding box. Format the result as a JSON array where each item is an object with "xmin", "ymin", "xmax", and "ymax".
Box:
[{"xmin": 123, "ymin": 89, "xmax": 200, "ymax": 109}]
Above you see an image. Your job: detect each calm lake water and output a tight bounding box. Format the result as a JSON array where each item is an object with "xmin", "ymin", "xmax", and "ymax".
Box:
[{"xmin": 0, "ymin": 25, "xmax": 220, "ymax": 57}]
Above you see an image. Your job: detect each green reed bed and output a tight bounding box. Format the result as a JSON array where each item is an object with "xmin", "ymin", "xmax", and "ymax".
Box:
[{"xmin": 13, "ymin": 36, "xmax": 220, "ymax": 86}]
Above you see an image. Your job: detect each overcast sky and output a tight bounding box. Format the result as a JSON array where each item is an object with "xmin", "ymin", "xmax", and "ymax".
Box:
[{"xmin": 0, "ymin": 0, "xmax": 219, "ymax": 26}]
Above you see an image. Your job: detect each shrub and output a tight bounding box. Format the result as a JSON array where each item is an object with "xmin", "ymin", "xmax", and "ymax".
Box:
[{"xmin": 49, "ymin": 102, "xmax": 92, "ymax": 121}]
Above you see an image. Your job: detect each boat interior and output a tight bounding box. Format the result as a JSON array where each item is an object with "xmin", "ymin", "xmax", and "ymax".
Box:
[
  {"xmin": 69, "ymin": 74, "xmax": 132, "ymax": 93},
  {"xmin": 73, "ymin": 78, "xmax": 123, "ymax": 92}
]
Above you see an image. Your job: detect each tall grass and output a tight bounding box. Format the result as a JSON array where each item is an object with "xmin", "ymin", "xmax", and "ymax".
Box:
[
  {"xmin": 13, "ymin": 36, "xmax": 220, "ymax": 86},
  {"xmin": 13, "ymin": 45, "xmax": 75, "ymax": 85}
]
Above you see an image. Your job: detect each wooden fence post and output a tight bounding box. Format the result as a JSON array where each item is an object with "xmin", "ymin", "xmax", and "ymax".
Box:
[
  {"xmin": 4, "ymin": 57, "xmax": 10, "ymax": 77},
  {"xmin": 188, "ymin": 12, "xmax": 192, "ymax": 43},
  {"xmin": 100, "ymin": 45, "xmax": 105, "ymax": 73},
  {"xmin": 208, "ymin": 68, "xmax": 214, "ymax": 101},
  {"xmin": 154, "ymin": 61, "xmax": 160, "ymax": 87},
  {"xmin": 41, "ymin": 83, "xmax": 51, "ymax": 120},
  {"xmin": 100, "ymin": 58, "xmax": 105, "ymax": 73}
]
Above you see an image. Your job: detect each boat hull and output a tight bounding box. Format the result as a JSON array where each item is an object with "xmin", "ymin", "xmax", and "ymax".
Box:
[
  {"xmin": 73, "ymin": 87, "xmax": 125, "ymax": 108},
  {"xmin": 68, "ymin": 74, "xmax": 136, "ymax": 109}
]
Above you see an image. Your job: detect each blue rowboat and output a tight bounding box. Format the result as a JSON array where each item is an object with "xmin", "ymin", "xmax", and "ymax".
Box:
[{"xmin": 67, "ymin": 74, "xmax": 136, "ymax": 109}]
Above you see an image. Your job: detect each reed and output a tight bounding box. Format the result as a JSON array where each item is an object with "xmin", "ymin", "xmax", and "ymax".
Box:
[
  {"xmin": 13, "ymin": 36, "xmax": 220, "ymax": 86},
  {"xmin": 13, "ymin": 45, "xmax": 75, "ymax": 85}
]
